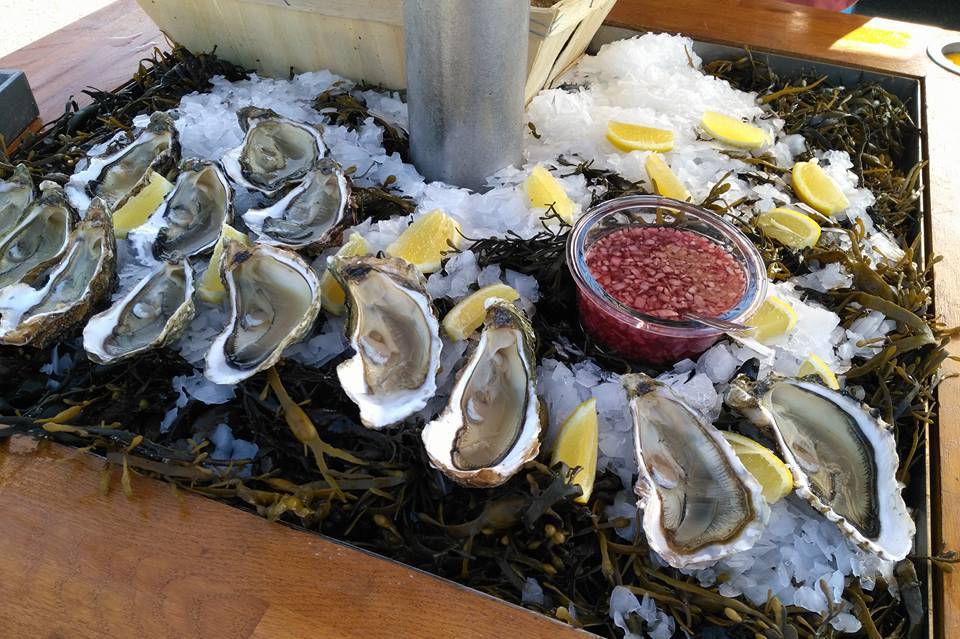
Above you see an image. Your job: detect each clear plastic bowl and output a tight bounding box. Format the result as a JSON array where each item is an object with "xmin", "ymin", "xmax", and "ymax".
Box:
[{"xmin": 566, "ymin": 195, "xmax": 768, "ymax": 365}]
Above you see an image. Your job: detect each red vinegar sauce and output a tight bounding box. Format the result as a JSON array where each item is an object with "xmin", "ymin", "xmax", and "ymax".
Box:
[{"xmin": 584, "ymin": 226, "xmax": 746, "ymax": 320}]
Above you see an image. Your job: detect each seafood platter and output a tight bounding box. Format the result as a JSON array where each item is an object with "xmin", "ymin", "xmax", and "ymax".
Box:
[{"xmin": 0, "ymin": 24, "xmax": 947, "ymax": 639}]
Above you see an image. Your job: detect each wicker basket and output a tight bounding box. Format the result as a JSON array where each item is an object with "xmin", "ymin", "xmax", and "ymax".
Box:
[{"xmin": 135, "ymin": 0, "xmax": 618, "ymax": 103}]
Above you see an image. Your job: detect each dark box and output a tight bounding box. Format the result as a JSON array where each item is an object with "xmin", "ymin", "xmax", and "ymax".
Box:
[{"xmin": 0, "ymin": 70, "xmax": 40, "ymax": 147}]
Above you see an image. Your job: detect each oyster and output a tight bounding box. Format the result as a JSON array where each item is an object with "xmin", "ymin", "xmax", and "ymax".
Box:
[
  {"xmin": 0, "ymin": 164, "xmax": 34, "ymax": 237},
  {"xmin": 83, "ymin": 260, "xmax": 195, "ymax": 364},
  {"xmin": 222, "ymin": 106, "xmax": 326, "ymax": 195},
  {"xmin": 66, "ymin": 111, "xmax": 180, "ymax": 211},
  {"xmin": 205, "ymin": 241, "xmax": 321, "ymax": 384},
  {"xmin": 726, "ymin": 375, "xmax": 914, "ymax": 560},
  {"xmin": 242, "ymin": 160, "xmax": 350, "ymax": 251},
  {"xmin": 329, "ymin": 255, "xmax": 442, "ymax": 429},
  {"xmin": 624, "ymin": 374, "xmax": 769, "ymax": 569},
  {"xmin": 421, "ymin": 300, "xmax": 541, "ymax": 487},
  {"xmin": 131, "ymin": 159, "xmax": 233, "ymax": 262},
  {"xmin": 0, "ymin": 181, "xmax": 78, "ymax": 290},
  {"xmin": 0, "ymin": 198, "xmax": 116, "ymax": 348}
]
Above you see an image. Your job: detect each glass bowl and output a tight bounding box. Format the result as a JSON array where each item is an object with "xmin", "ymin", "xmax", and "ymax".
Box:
[{"xmin": 566, "ymin": 195, "xmax": 768, "ymax": 364}]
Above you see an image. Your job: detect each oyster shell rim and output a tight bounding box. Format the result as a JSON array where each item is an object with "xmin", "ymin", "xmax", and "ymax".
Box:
[
  {"xmin": 625, "ymin": 373, "xmax": 770, "ymax": 570},
  {"xmin": 725, "ymin": 374, "xmax": 915, "ymax": 561}
]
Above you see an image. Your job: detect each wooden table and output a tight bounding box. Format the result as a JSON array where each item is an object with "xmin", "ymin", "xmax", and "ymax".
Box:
[{"xmin": 1, "ymin": 0, "xmax": 958, "ymax": 637}]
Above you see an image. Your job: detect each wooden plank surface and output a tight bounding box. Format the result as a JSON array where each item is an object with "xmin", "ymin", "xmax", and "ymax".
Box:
[
  {"xmin": 1, "ymin": 0, "xmax": 959, "ymax": 637},
  {"xmin": 0, "ymin": 0, "xmax": 164, "ymax": 122},
  {"xmin": 0, "ymin": 436, "xmax": 589, "ymax": 639}
]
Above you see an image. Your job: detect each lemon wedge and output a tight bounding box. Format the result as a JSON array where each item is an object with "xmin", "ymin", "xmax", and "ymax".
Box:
[
  {"xmin": 524, "ymin": 165, "xmax": 575, "ymax": 224},
  {"xmin": 386, "ymin": 209, "xmax": 462, "ymax": 274},
  {"xmin": 721, "ymin": 431, "xmax": 794, "ymax": 504},
  {"xmin": 551, "ymin": 398, "xmax": 599, "ymax": 504},
  {"xmin": 197, "ymin": 223, "xmax": 251, "ymax": 304},
  {"xmin": 755, "ymin": 207, "xmax": 821, "ymax": 249},
  {"xmin": 947, "ymin": 52, "xmax": 960, "ymax": 67},
  {"xmin": 798, "ymin": 353, "xmax": 840, "ymax": 390},
  {"xmin": 606, "ymin": 121, "xmax": 674, "ymax": 152},
  {"xmin": 441, "ymin": 283, "xmax": 521, "ymax": 341},
  {"xmin": 112, "ymin": 172, "xmax": 173, "ymax": 239},
  {"xmin": 700, "ymin": 111, "xmax": 769, "ymax": 149},
  {"xmin": 792, "ymin": 161, "xmax": 850, "ymax": 215},
  {"xmin": 644, "ymin": 153, "xmax": 691, "ymax": 201},
  {"xmin": 746, "ymin": 296, "xmax": 798, "ymax": 343},
  {"xmin": 320, "ymin": 232, "xmax": 369, "ymax": 316}
]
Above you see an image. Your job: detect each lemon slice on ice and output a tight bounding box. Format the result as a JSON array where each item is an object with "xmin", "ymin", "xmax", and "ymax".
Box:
[
  {"xmin": 746, "ymin": 296, "xmax": 798, "ymax": 343},
  {"xmin": 320, "ymin": 232, "xmax": 369, "ymax": 316},
  {"xmin": 606, "ymin": 121, "xmax": 675, "ymax": 152},
  {"xmin": 441, "ymin": 283, "xmax": 521, "ymax": 341},
  {"xmin": 700, "ymin": 111, "xmax": 769, "ymax": 149},
  {"xmin": 644, "ymin": 153, "xmax": 691, "ymax": 201},
  {"xmin": 524, "ymin": 165, "xmax": 575, "ymax": 224},
  {"xmin": 721, "ymin": 431, "xmax": 794, "ymax": 504},
  {"xmin": 755, "ymin": 207, "xmax": 821, "ymax": 249},
  {"xmin": 551, "ymin": 398, "xmax": 599, "ymax": 504},
  {"xmin": 112, "ymin": 172, "xmax": 173, "ymax": 239},
  {"xmin": 798, "ymin": 353, "xmax": 840, "ymax": 390},
  {"xmin": 792, "ymin": 161, "xmax": 850, "ymax": 215},
  {"xmin": 197, "ymin": 223, "xmax": 250, "ymax": 304},
  {"xmin": 386, "ymin": 209, "xmax": 462, "ymax": 274}
]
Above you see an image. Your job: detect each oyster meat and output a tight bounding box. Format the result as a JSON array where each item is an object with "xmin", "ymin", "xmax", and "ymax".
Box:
[
  {"xmin": 222, "ymin": 106, "xmax": 326, "ymax": 195},
  {"xmin": 329, "ymin": 255, "xmax": 442, "ymax": 429},
  {"xmin": 0, "ymin": 198, "xmax": 116, "ymax": 348},
  {"xmin": 131, "ymin": 159, "xmax": 233, "ymax": 262},
  {"xmin": 242, "ymin": 160, "xmax": 350, "ymax": 251},
  {"xmin": 83, "ymin": 259, "xmax": 195, "ymax": 364},
  {"xmin": 0, "ymin": 164, "xmax": 34, "ymax": 237},
  {"xmin": 0, "ymin": 181, "xmax": 78, "ymax": 290},
  {"xmin": 726, "ymin": 375, "xmax": 914, "ymax": 561},
  {"xmin": 625, "ymin": 374, "xmax": 769, "ymax": 569},
  {"xmin": 205, "ymin": 241, "xmax": 321, "ymax": 384},
  {"xmin": 66, "ymin": 111, "xmax": 180, "ymax": 212},
  {"xmin": 422, "ymin": 300, "xmax": 541, "ymax": 487}
]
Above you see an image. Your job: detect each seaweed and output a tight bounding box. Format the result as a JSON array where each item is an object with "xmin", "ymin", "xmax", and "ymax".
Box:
[{"xmin": 0, "ymin": 43, "xmax": 951, "ymax": 639}]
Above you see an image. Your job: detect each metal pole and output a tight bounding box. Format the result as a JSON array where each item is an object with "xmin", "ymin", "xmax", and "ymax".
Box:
[{"xmin": 404, "ymin": 0, "xmax": 529, "ymax": 191}]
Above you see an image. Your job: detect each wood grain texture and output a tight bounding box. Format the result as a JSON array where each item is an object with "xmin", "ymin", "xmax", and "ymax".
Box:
[
  {"xmin": 0, "ymin": 437, "xmax": 590, "ymax": 639},
  {"xmin": 0, "ymin": 0, "xmax": 164, "ymax": 123},
  {"xmin": 0, "ymin": 1, "xmax": 957, "ymax": 636}
]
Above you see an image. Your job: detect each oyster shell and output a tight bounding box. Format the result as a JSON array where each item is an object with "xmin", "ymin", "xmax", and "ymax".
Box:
[
  {"xmin": 66, "ymin": 111, "xmax": 180, "ymax": 211},
  {"xmin": 0, "ymin": 181, "xmax": 78, "ymax": 290},
  {"xmin": 83, "ymin": 260, "xmax": 196, "ymax": 364},
  {"xmin": 130, "ymin": 159, "xmax": 233, "ymax": 262},
  {"xmin": 329, "ymin": 255, "xmax": 442, "ymax": 429},
  {"xmin": 0, "ymin": 198, "xmax": 116, "ymax": 348},
  {"xmin": 0, "ymin": 164, "xmax": 34, "ymax": 237},
  {"xmin": 624, "ymin": 373, "xmax": 769, "ymax": 569},
  {"xmin": 726, "ymin": 375, "xmax": 914, "ymax": 560},
  {"xmin": 222, "ymin": 106, "xmax": 326, "ymax": 195},
  {"xmin": 421, "ymin": 300, "xmax": 541, "ymax": 487},
  {"xmin": 205, "ymin": 241, "xmax": 321, "ymax": 384},
  {"xmin": 242, "ymin": 160, "xmax": 350, "ymax": 251}
]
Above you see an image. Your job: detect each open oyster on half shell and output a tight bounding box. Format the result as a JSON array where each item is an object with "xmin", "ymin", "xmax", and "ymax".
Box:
[
  {"xmin": 222, "ymin": 106, "xmax": 326, "ymax": 195},
  {"xmin": 66, "ymin": 111, "xmax": 180, "ymax": 212},
  {"xmin": 0, "ymin": 198, "xmax": 116, "ymax": 348},
  {"xmin": 205, "ymin": 241, "xmax": 322, "ymax": 384},
  {"xmin": 328, "ymin": 255, "xmax": 442, "ymax": 429},
  {"xmin": 422, "ymin": 300, "xmax": 541, "ymax": 487},
  {"xmin": 726, "ymin": 375, "xmax": 914, "ymax": 561},
  {"xmin": 242, "ymin": 160, "xmax": 350, "ymax": 252},
  {"xmin": 83, "ymin": 260, "xmax": 196, "ymax": 364},
  {"xmin": 624, "ymin": 374, "xmax": 769, "ymax": 569},
  {"xmin": 0, "ymin": 164, "xmax": 35, "ymax": 237},
  {"xmin": 129, "ymin": 159, "xmax": 233, "ymax": 262},
  {"xmin": 0, "ymin": 181, "xmax": 78, "ymax": 290}
]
